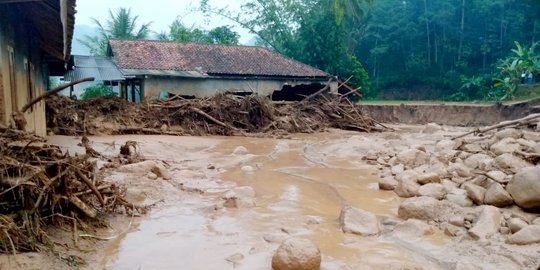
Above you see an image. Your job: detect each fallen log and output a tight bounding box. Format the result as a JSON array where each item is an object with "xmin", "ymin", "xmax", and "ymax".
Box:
[{"xmin": 452, "ymin": 113, "xmax": 540, "ymax": 140}]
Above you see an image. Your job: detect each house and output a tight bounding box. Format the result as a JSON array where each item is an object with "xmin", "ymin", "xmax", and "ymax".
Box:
[
  {"xmin": 64, "ymin": 55, "xmax": 125, "ymax": 99},
  {"xmin": 107, "ymin": 39, "xmax": 337, "ymax": 101},
  {"xmin": 0, "ymin": 0, "xmax": 76, "ymax": 136}
]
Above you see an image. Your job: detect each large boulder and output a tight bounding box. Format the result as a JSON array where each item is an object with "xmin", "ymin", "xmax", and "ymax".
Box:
[
  {"xmin": 448, "ymin": 162, "xmax": 472, "ymax": 178},
  {"xmin": 378, "ymin": 177, "xmax": 398, "ymax": 191},
  {"xmin": 508, "ymin": 218, "xmax": 529, "ymax": 233},
  {"xmin": 506, "ymin": 225, "xmax": 540, "ymax": 245},
  {"xmin": 490, "ymin": 138, "xmax": 521, "ymax": 155},
  {"xmin": 484, "ymin": 183, "xmax": 513, "ymax": 207},
  {"xmin": 394, "ymin": 179, "xmax": 420, "ymax": 198},
  {"xmin": 493, "ymin": 153, "xmax": 531, "ymax": 173},
  {"xmin": 495, "ymin": 128, "xmax": 522, "ymax": 140},
  {"xmin": 339, "ymin": 206, "xmax": 380, "ymax": 236},
  {"xmin": 418, "ymin": 183, "xmax": 446, "ymax": 200},
  {"xmin": 486, "ymin": 171, "xmax": 508, "ymax": 184},
  {"xmin": 446, "ymin": 188, "xmax": 474, "ymax": 207},
  {"xmin": 507, "ymin": 166, "xmax": 540, "ymax": 209},
  {"xmin": 417, "ymin": 173, "xmax": 441, "ymax": 185},
  {"xmin": 398, "ymin": 196, "xmax": 463, "ymax": 222},
  {"xmin": 396, "ymin": 149, "xmax": 429, "ymax": 168},
  {"xmin": 468, "ymin": 206, "xmax": 502, "ymax": 240},
  {"xmin": 393, "ymin": 219, "xmax": 434, "ymax": 237},
  {"xmin": 463, "ymin": 154, "xmax": 492, "ymax": 170},
  {"xmin": 272, "ymin": 238, "xmax": 321, "ymax": 270}
]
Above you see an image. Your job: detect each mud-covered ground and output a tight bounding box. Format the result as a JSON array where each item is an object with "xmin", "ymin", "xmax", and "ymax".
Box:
[{"xmin": 1, "ymin": 125, "xmax": 540, "ymax": 270}]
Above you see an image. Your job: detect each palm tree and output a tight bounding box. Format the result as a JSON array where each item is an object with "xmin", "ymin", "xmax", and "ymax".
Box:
[
  {"xmin": 79, "ymin": 8, "xmax": 152, "ymax": 55},
  {"xmin": 328, "ymin": 0, "xmax": 372, "ymax": 26}
]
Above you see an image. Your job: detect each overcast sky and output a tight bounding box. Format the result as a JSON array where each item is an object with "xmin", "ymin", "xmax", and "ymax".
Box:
[{"xmin": 75, "ymin": 0, "xmax": 254, "ymax": 43}]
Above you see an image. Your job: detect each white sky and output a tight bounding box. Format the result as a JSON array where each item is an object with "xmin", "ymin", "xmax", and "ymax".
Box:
[{"xmin": 75, "ymin": 0, "xmax": 254, "ymax": 43}]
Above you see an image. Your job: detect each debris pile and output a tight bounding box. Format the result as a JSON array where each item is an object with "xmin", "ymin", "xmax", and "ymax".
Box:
[
  {"xmin": 46, "ymin": 93, "xmax": 383, "ymax": 136},
  {"xmin": 0, "ymin": 127, "xmax": 136, "ymax": 253}
]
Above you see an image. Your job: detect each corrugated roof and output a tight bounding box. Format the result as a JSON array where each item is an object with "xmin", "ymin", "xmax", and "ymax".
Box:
[
  {"xmin": 65, "ymin": 55, "xmax": 124, "ymax": 81},
  {"xmin": 108, "ymin": 39, "xmax": 329, "ymax": 78}
]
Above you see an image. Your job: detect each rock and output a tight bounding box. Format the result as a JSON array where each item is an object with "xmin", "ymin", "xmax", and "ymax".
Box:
[
  {"xmin": 470, "ymin": 175, "xmax": 493, "ymax": 189},
  {"xmin": 425, "ymin": 160, "xmax": 448, "ymax": 177},
  {"xmin": 448, "ymin": 162, "xmax": 472, "ymax": 177},
  {"xmin": 396, "ymin": 149, "xmax": 429, "ymax": 168},
  {"xmin": 441, "ymin": 179, "xmax": 459, "ymax": 192},
  {"xmin": 484, "ymin": 183, "xmax": 513, "ymax": 207},
  {"xmin": 461, "ymin": 144, "xmax": 484, "ymax": 153},
  {"xmin": 241, "ymin": 165, "xmax": 255, "ymax": 172},
  {"xmin": 152, "ymin": 163, "xmax": 172, "ymax": 180},
  {"xmin": 436, "ymin": 140, "xmax": 458, "ymax": 151},
  {"xmin": 495, "ymin": 128, "xmax": 522, "ymax": 140},
  {"xmin": 462, "ymin": 183, "xmax": 486, "ymax": 205},
  {"xmin": 147, "ymin": 172, "xmax": 158, "ymax": 180},
  {"xmin": 378, "ymin": 177, "xmax": 398, "ymax": 191},
  {"xmin": 449, "ymin": 215, "xmax": 465, "ymax": 227},
  {"xmin": 493, "ymin": 153, "xmax": 531, "ymax": 173},
  {"xmin": 532, "ymin": 217, "xmax": 540, "ymax": 225},
  {"xmin": 232, "ymin": 146, "xmax": 249, "ymax": 155},
  {"xmin": 463, "ymin": 153, "xmax": 493, "ymax": 170},
  {"xmin": 507, "ymin": 166, "xmax": 540, "ymax": 209},
  {"xmin": 500, "ymin": 227, "xmax": 511, "ymax": 235},
  {"xmin": 160, "ymin": 124, "xmax": 168, "ymax": 132},
  {"xmin": 393, "ymin": 219, "xmax": 434, "ymax": 237},
  {"xmin": 490, "ymin": 138, "xmax": 521, "ymax": 155},
  {"xmin": 225, "ymin": 253, "xmax": 244, "ymax": 267},
  {"xmin": 486, "ymin": 171, "xmax": 508, "ymax": 184},
  {"xmin": 418, "ymin": 183, "xmax": 446, "ymax": 200},
  {"xmin": 508, "ymin": 218, "xmax": 529, "ymax": 233},
  {"xmin": 468, "ymin": 206, "xmax": 502, "ymax": 240},
  {"xmin": 339, "ymin": 206, "xmax": 380, "ymax": 236},
  {"xmin": 444, "ymin": 223, "xmax": 465, "ymax": 237},
  {"xmin": 223, "ymin": 186, "xmax": 256, "ymax": 208},
  {"xmin": 446, "ymin": 188, "xmax": 474, "ymax": 207},
  {"xmin": 391, "ymin": 164, "xmax": 405, "ymax": 175},
  {"xmin": 417, "ymin": 173, "xmax": 441, "ymax": 185},
  {"xmin": 506, "ymin": 225, "xmax": 540, "ymax": 245},
  {"xmin": 272, "ymin": 238, "xmax": 321, "ymax": 270},
  {"xmin": 117, "ymin": 160, "xmax": 159, "ymax": 174},
  {"xmin": 398, "ymin": 196, "xmax": 463, "ymax": 222},
  {"xmin": 395, "ymin": 170, "xmax": 420, "ymax": 183},
  {"xmin": 423, "ymin": 123, "xmax": 442, "ymax": 134},
  {"xmin": 394, "ymin": 179, "xmax": 420, "ymax": 198}
]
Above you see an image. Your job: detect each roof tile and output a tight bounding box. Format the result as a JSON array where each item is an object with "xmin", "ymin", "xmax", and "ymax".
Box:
[{"xmin": 109, "ymin": 39, "xmax": 328, "ymax": 78}]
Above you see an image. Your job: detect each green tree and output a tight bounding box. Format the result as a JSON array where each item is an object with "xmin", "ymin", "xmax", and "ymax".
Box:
[
  {"xmin": 159, "ymin": 18, "xmax": 239, "ymax": 45},
  {"xmin": 208, "ymin": 26, "xmax": 240, "ymax": 45},
  {"xmin": 495, "ymin": 41, "xmax": 540, "ymax": 99},
  {"xmin": 81, "ymin": 84, "xmax": 117, "ymax": 100},
  {"xmin": 79, "ymin": 8, "xmax": 152, "ymax": 55}
]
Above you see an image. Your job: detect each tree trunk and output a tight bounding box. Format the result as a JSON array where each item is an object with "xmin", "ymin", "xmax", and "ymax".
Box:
[
  {"xmin": 423, "ymin": 0, "xmax": 431, "ymax": 67},
  {"xmin": 457, "ymin": 0, "xmax": 465, "ymax": 65}
]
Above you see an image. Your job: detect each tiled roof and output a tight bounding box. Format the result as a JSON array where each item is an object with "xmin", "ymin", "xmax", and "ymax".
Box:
[{"xmin": 108, "ymin": 39, "xmax": 328, "ymax": 78}]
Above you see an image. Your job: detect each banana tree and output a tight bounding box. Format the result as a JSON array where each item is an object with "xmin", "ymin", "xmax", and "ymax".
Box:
[{"xmin": 495, "ymin": 41, "xmax": 540, "ymax": 100}]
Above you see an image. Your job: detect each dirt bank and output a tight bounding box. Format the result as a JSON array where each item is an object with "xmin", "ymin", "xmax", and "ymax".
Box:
[
  {"xmin": 2, "ymin": 124, "xmax": 539, "ymax": 269},
  {"xmin": 361, "ymin": 99, "xmax": 540, "ymax": 126}
]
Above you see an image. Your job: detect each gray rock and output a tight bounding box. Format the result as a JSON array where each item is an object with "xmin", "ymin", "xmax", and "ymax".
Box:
[
  {"xmin": 486, "ymin": 171, "xmax": 508, "ymax": 184},
  {"xmin": 495, "ymin": 128, "xmax": 522, "ymax": 140},
  {"xmin": 461, "ymin": 144, "xmax": 484, "ymax": 153},
  {"xmin": 470, "ymin": 175, "xmax": 493, "ymax": 189},
  {"xmin": 493, "ymin": 153, "xmax": 531, "ymax": 173},
  {"xmin": 533, "ymin": 217, "xmax": 540, "ymax": 225},
  {"xmin": 418, "ymin": 183, "xmax": 446, "ymax": 200},
  {"xmin": 417, "ymin": 173, "xmax": 441, "ymax": 185},
  {"xmin": 484, "ymin": 183, "xmax": 513, "ymax": 207},
  {"xmin": 463, "ymin": 153, "xmax": 492, "ymax": 169},
  {"xmin": 436, "ymin": 139, "xmax": 458, "ymax": 151},
  {"xmin": 448, "ymin": 215, "xmax": 465, "ymax": 227},
  {"xmin": 378, "ymin": 177, "xmax": 398, "ymax": 191},
  {"xmin": 398, "ymin": 196, "xmax": 463, "ymax": 222},
  {"xmin": 446, "ymin": 188, "xmax": 474, "ymax": 207},
  {"xmin": 506, "ymin": 225, "xmax": 540, "ymax": 245},
  {"xmin": 508, "ymin": 218, "xmax": 529, "ymax": 233},
  {"xmin": 393, "ymin": 219, "xmax": 434, "ymax": 237},
  {"xmin": 441, "ymin": 179, "xmax": 459, "ymax": 192},
  {"xmin": 394, "ymin": 179, "xmax": 420, "ymax": 198},
  {"xmin": 448, "ymin": 162, "xmax": 472, "ymax": 177},
  {"xmin": 339, "ymin": 206, "xmax": 380, "ymax": 236},
  {"xmin": 507, "ymin": 166, "xmax": 540, "ymax": 209},
  {"xmin": 462, "ymin": 183, "xmax": 486, "ymax": 205},
  {"xmin": 272, "ymin": 238, "xmax": 321, "ymax": 270},
  {"xmin": 468, "ymin": 206, "xmax": 502, "ymax": 240},
  {"xmin": 490, "ymin": 138, "xmax": 521, "ymax": 155},
  {"xmin": 395, "ymin": 170, "xmax": 420, "ymax": 183},
  {"xmin": 396, "ymin": 149, "xmax": 429, "ymax": 168},
  {"xmin": 444, "ymin": 223, "xmax": 465, "ymax": 237},
  {"xmin": 391, "ymin": 164, "xmax": 405, "ymax": 175}
]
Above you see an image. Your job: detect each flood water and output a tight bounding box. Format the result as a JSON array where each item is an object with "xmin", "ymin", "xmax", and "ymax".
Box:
[{"xmin": 50, "ymin": 133, "xmax": 449, "ymax": 270}]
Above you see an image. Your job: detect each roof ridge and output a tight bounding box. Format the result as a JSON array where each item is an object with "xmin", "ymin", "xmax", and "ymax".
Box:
[{"xmin": 108, "ymin": 38, "xmax": 268, "ymax": 50}]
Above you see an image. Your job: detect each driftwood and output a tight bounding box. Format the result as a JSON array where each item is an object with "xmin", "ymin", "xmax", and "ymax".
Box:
[
  {"xmin": 452, "ymin": 113, "xmax": 540, "ymax": 140},
  {"xmin": 21, "ymin": 77, "xmax": 95, "ymax": 113}
]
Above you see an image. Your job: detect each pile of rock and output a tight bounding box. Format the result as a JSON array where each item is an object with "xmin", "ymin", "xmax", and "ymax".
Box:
[{"xmin": 374, "ymin": 125, "xmax": 540, "ymax": 245}]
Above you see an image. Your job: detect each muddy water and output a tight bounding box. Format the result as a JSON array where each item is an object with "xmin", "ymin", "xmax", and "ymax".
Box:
[{"xmin": 88, "ymin": 134, "xmax": 447, "ymax": 270}]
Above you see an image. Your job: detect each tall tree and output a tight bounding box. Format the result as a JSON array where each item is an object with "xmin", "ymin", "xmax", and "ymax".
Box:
[
  {"xmin": 158, "ymin": 18, "xmax": 240, "ymax": 45},
  {"xmin": 79, "ymin": 8, "xmax": 152, "ymax": 55}
]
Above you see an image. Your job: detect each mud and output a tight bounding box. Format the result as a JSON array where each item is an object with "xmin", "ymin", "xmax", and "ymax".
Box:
[
  {"xmin": 361, "ymin": 99, "xmax": 540, "ymax": 126},
  {"xmin": 2, "ymin": 126, "xmax": 540, "ymax": 269}
]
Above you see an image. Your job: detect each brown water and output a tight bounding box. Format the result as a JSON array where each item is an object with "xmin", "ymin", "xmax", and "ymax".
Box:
[{"xmin": 52, "ymin": 134, "xmax": 449, "ymax": 270}]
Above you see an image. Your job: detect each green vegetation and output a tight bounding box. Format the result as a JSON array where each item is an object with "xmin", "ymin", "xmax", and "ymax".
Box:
[
  {"xmin": 81, "ymin": 84, "xmax": 117, "ymax": 100},
  {"xmin": 79, "ymin": 8, "xmax": 152, "ymax": 55},
  {"xmin": 158, "ymin": 20, "xmax": 240, "ymax": 45}
]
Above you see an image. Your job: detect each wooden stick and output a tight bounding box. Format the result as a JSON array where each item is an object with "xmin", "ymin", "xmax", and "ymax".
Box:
[
  {"xmin": 301, "ymin": 78, "xmax": 334, "ymax": 102},
  {"xmin": 452, "ymin": 113, "xmax": 540, "ymax": 140},
  {"xmin": 68, "ymin": 195, "xmax": 97, "ymax": 218},
  {"xmin": 21, "ymin": 77, "xmax": 95, "ymax": 113},
  {"xmin": 190, "ymin": 107, "xmax": 239, "ymax": 131},
  {"xmin": 74, "ymin": 168, "xmax": 105, "ymax": 207}
]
